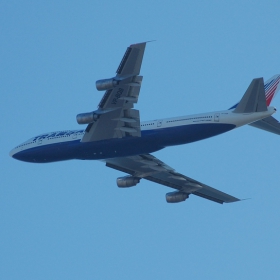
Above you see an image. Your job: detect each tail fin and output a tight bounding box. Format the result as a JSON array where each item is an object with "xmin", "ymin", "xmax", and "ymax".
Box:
[
  {"xmin": 233, "ymin": 78, "xmax": 267, "ymax": 113},
  {"xmin": 248, "ymin": 75, "xmax": 280, "ymax": 135},
  {"xmin": 229, "ymin": 74, "xmax": 280, "ymax": 110}
]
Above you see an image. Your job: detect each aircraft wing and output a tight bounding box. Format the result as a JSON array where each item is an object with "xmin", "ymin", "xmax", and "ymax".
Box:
[
  {"xmin": 81, "ymin": 43, "xmax": 146, "ymax": 142},
  {"xmin": 105, "ymin": 154, "xmax": 240, "ymax": 204}
]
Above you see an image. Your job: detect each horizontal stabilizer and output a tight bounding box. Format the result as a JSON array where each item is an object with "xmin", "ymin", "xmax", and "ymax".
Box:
[
  {"xmin": 234, "ymin": 78, "xmax": 267, "ymax": 113},
  {"xmin": 249, "ymin": 116, "xmax": 280, "ymax": 135}
]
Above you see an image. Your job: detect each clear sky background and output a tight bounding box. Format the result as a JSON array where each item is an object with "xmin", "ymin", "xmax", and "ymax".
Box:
[{"xmin": 1, "ymin": 1, "xmax": 280, "ymax": 279}]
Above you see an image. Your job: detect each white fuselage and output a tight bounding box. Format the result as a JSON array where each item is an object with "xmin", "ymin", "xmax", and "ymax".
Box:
[{"xmin": 10, "ymin": 107, "xmax": 276, "ymax": 162}]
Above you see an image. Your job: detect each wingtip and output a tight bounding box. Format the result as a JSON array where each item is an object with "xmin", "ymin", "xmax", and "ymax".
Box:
[
  {"xmin": 240, "ymin": 198, "xmax": 251, "ymax": 201},
  {"xmin": 130, "ymin": 40, "xmax": 156, "ymax": 47},
  {"xmin": 232, "ymin": 197, "xmax": 251, "ymax": 203},
  {"xmin": 223, "ymin": 197, "xmax": 242, "ymax": 203}
]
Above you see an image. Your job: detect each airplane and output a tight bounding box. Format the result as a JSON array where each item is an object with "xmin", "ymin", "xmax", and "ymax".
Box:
[{"xmin": 9, "ymin": 42, "xmax": 280, "ymax": 204}]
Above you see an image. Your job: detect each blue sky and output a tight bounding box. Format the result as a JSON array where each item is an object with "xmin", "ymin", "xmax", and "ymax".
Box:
[{"xmin": 1, "ymin": 1, "xmax": 280, "ymax": 279}]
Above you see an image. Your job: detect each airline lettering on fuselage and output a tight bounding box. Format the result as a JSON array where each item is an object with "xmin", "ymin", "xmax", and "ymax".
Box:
[{"xmin": 32, "ymin": 130, "xmax": 84, "ymax": 141}]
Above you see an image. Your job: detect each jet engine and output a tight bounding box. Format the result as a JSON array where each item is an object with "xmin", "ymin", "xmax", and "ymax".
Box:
[
  {"xmin": 165, "ymin": 191, "xmax": 189, "ymax": 203},
  {"xmin": 117, "ymin": 176, "xmax": 140, "ymax": 188},
  {"xmin": 76, "ymin": 112, "xmax": 98, "ymax": 124},
  {"xmin": 96, "ymin": 78, "xmax": 119, "ymax": 91}
]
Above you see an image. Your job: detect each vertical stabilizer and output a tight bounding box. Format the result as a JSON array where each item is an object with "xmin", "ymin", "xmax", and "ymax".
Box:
[{"xmin": 234, "ymin": 78, "xmax": 267, "ymax": 113}]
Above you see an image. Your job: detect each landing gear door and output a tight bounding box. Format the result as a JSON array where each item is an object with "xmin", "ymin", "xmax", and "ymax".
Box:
[{"xmin": 214, "ymin": 113, "xmax": 220, "ymax": 122}]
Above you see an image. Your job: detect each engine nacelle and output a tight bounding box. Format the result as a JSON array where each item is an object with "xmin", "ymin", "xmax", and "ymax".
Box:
[
  {"xmin": 166, "ymin": 191, "xmax": 189, "ymax": 203},
  {"xmin": 76, "ymin": 112, "xmax": 98, "ymax": 124},
  {"xmin": 117, "ymin": 176, "xmax": 140, "ymax": 188},
  {"xmin": 96, "ymin": 78, "xmax": 119, "ymax": 91}
]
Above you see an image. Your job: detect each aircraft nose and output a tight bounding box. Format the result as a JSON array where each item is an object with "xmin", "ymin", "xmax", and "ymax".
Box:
[
  {"xmin": 9, "ymin": 147, "xmax": 25, "ymax": 161},
  {"xmin": 9, "ymin": 148, "xmax": 29, "ymax": 162},
  {"xmin": 9, "ymin": 147, "xmax": 39, "ymax": 163},
  {"xmin": 9, "ymin": 148, "xmax": 17, "ymax": 158}
]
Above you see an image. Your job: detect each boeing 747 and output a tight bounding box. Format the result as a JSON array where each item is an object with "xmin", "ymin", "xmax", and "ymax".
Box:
[{"xmin": 10, "ymin": 43, "xmax": 280, "ymax": 204}]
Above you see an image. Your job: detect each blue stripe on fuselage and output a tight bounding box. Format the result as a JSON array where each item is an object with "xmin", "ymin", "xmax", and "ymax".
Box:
[{"xmin": 13, "ymin": 123, "xmax": 236, "ymax": 163}]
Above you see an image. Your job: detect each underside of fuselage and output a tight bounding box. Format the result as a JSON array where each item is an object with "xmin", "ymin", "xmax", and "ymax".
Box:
[{"xmin": 12, "ymin": 123, "xmax": 236, "ymax": 163}]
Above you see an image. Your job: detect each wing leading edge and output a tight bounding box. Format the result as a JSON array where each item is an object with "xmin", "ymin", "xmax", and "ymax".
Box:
[{"xmin": 105, "ymin": 154, "xmax": 240, "ymax": 204}]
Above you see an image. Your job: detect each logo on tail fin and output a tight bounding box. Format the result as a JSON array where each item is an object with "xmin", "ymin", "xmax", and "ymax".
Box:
[{"xmin": 265, "ymin": 75, "xmax": 280, "ymax": 106}]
